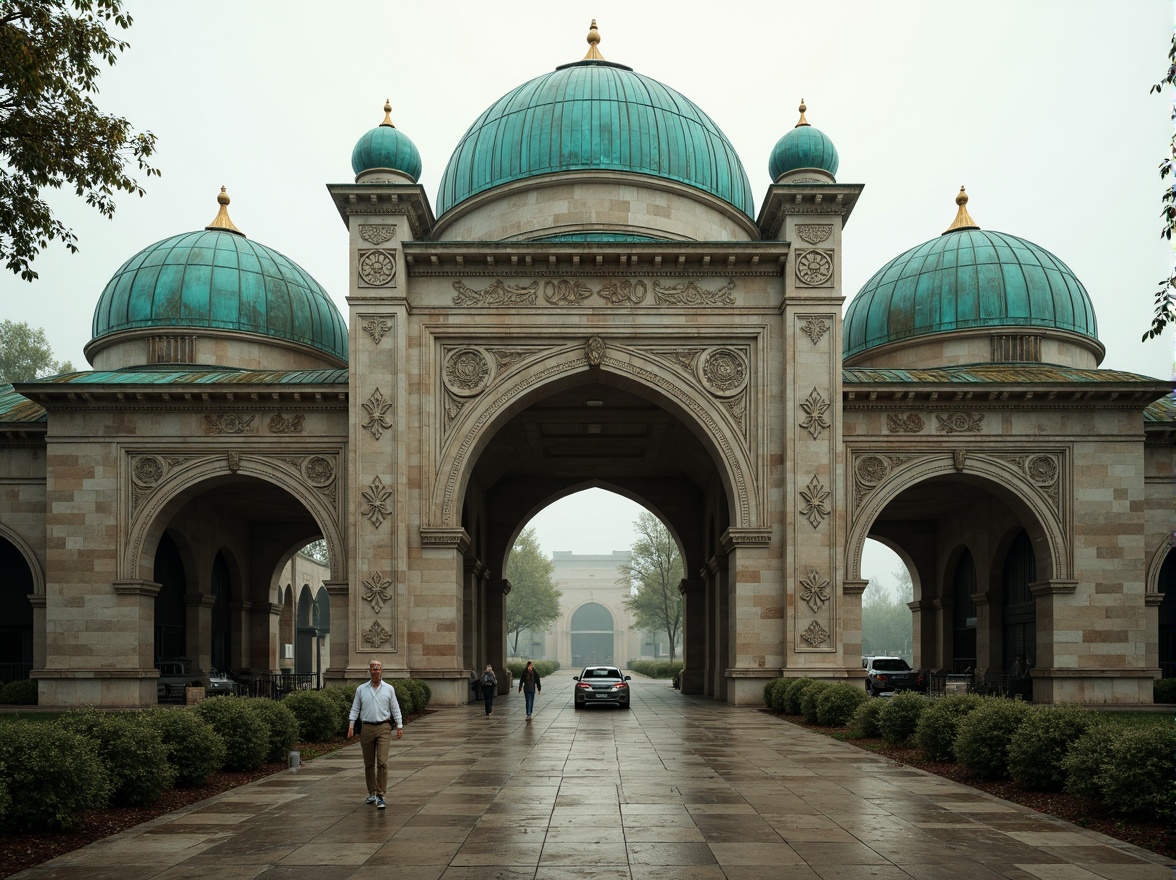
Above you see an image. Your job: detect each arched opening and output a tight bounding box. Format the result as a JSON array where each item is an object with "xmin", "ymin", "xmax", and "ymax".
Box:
[
  {"xmin": 951, "ymin": 549, "xmax": 978, "ymax": 672},
  {"xmin": 1001, "ymin": 530, "xmax": 1037, "ymax": 675},
  {"xmin": 210, "ymin": 551, "xmax": 231, "ymax": 674},
  {"xmin": 153, "ymin": 533, "xmax": 186, "ymax": 665},
  {"xmin": 0, "ymin": 535, "xmax": 34, "ymax": 683},
  {"xmin": 571, "ymin": 602, "xmax": 615, "ymax": 667},
  {"xmin": 1157, "ymin": 550, "xmax": 1175, "ymax": 678}
]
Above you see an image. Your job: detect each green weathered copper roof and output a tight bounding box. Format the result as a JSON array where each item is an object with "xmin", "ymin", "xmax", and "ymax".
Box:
[
  {"xmin": 529, "ymin": 232, "xmax": 666, "ymax": 242},
  {"xmin": 843, "ymin": 228, "xmax": 1098, "ymax": 359},
  {"xmin": 843, "ymin": 365, "xmax": 1160, "ymax": 385},
  {"xmin": 0, "ymin": 384, "xmax": 46, "ymax": 423},
  {"xmin": 435, "ymin": 60, "xmax": 754, "ymax": 218},
  {"xmin": 1144, "ymin": 393, "xmax": 1176, "ymax": 423},
  {"xmin": 351, "ymin": 123, "xmax": 422, "ymax": 181},
  {"xmin": 769, "ymin": 124, "xmax": 839, "ymax": 181},
  {"xmin": 92, "ymin": 229, "xmax": 348, "ymax": 363},
  {"xmin": 27, "ymin": 369, "xmax": 349, "ymax": 386}
]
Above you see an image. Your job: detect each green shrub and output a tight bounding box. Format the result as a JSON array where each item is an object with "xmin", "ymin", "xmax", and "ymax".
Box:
[
  {"xmin": 58, "ymin": 709, "xmax": 175, "ymax": 806},
  {"xmin": 914, "ymin": 693, "xmax": 983, "ymax": 761},
  {"xmin": 195, "ymin": 696, "xmax": 268, "ymax": 771},
  {"xmin": 282, "ymin": 690, "xmax": 343, "ymax": 742},
  {"xmin": 783, "ymin": 678, "xmax": 815, "ymax": 715},
  {"xmin": 506, "ymin": 659, "xmax": 561, "ymax": 678},
  {"xmin": 1007, "ymin": 705, "xmax": 1093, "ymax": 791},
  {"xmin": 0, "ymin": 763, "xmax": 9, "ymax": 819},
  {"xmin": 763, "ymin": 678, "xmax": 781, "ymax": 708},
  {"xmin": 770, "ymin": 678, "xmax": 790, "ymax": 712},
  {"xmin": 390, "ymin": 680, "xmax": 415, "ymax": 715},
  {"xmin": 0, "ymin": 720, "xmax": 109, "ymax": 829},
  {"xmin": 0, "ymin": 679, "xmax": 37, "ymax": 705},
  {"xmin": 141, "ymin": 708, "xmax": 226, "ymax": 786},
  {"xmin": 242, "ymin": 697, "xmax": 300, "ymax": 763},
  {"xmin": 319, "ymin": 686, "xmax": 355, "ymax": 735},
  {"xmin": 416, "ymin": 678, "xmax": 432, "ymax": 707},
  {"xmin": 816, "ymin": 683, "xmax": 867, "ymax": 727},
  {"xmin": 1154, "ymin": 678, "xmax": 1176, "ymax": 704},
  {"xmin": 800, "ymin": 681, "xmax": 833, "ymax": 723},
  {"xmin": 1094, "ymin": 723, "xmax": 1176, "ymax": 818},
  {"xmin": 848, "ymin": 698, "xmax": 884, "ymax": 739},
  {"xmin": 879, "ymin": 692, "xmax": 928, "ymax": 746},
  {"xmin": 954, "ymin": 697, "xmax": 1031, "ymax": 780},
  {"xmin": 402, "ymin": 679, "xmax": 426, "ymax": 714},
  {"xmin": 1062, "ymin": 723, "xmax": 1121, "ymax": 800}
]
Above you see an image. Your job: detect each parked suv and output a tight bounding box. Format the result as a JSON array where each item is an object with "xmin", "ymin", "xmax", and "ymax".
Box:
[{"xmin": 862, "ymin": 656, "xmax": 925, "ymax": 697}]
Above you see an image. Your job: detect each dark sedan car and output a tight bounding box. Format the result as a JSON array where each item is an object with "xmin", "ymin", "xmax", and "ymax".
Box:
[{"xmin": 574, "ymin": 666, "xmax": 632, "ymax": 709}]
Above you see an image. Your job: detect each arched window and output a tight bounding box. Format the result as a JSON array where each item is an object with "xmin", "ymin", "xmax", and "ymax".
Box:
[
  {"xmin": 1002, "ymin": 530, "xmax": 1037, "ymax": 674},
  {"xmin": 1159, "ymin": 550, "xmax": 1175, "ymax": 679},
  {"xmin": 571, "ymin": 602, "xmax": 614, "ymax": 667}
]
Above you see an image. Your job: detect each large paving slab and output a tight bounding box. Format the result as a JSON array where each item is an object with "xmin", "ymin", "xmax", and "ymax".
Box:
[{"xmin": 12, "ymin": 672, "xmax": 1173, "ymax": 879}]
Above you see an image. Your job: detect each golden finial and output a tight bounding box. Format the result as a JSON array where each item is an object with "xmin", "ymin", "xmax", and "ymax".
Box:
[
  {"xmin": 943, "ymin": 185, "xmax": 979, "ymax": 233},
  {"xmin": 582, "ymin": 19, "xmax": 605, "ymax": 61},
  {"xmin": 381, "ymin": 99, "xmax": 395, "ymax": 128},
  {"xmin": 206, "ymin": 186, "xmax": 244, "ymax": 236},
  {"xmin": 796, "ymin": 99, "xmax": 810, "ymax": 128}
]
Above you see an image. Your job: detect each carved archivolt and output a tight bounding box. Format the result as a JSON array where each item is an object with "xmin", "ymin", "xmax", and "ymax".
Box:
[{"xmin": 795, "ymin": 249, "xmax": 834, "ymax": 287}]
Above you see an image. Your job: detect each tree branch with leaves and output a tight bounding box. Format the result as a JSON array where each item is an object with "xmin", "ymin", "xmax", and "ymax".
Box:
[
  {"xmin": 505, "ymin": 527, "xmax": 562, "ymax": 656},
  {"xmin": 619, "ymin": 512, "xmax": 684, "ymax": 662},
  {"xmin": 1, "ymin": 0, "xmax": 159, "ymax": 281},
  {"xmin": 1144, "ymin": 30, "xmax": 1176, "ymax": 341}
]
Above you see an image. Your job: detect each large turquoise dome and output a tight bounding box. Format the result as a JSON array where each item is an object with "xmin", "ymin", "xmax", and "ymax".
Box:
[
  {"xmin": 843, "ymin": 191, "xmax": 1098, "ymax": 360},
  {"xmin": 351, "ymin": 101, "xmax": 422, "ymax": 181},
  {"xmin": 91, "ymin": 191, "xmax": 348, "ymax": 363},
  {"xmin": 435, "ymin": 50, "xmax": 753, "ymax": 218},
  {"xmin": 769, "ymin": 102, "xmax": 839, "ymax": 181}
]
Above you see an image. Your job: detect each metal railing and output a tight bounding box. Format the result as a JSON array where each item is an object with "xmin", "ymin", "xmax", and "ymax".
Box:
[
  {"xmin": 0, "ymin": 663, "xmax": 32, "ymax": 685},
  {"xmin": 927, "ymin": 670, "xmax": 1032, "ymax": 700},
  {"xmin": 238, "ymin": 672, "xmax": 319, "ymax": 699}
]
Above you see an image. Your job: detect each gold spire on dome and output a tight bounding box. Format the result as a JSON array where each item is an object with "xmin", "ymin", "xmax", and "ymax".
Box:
[
  {"xmin": 582, "ymin": 19, "xmax": 605, "ymax": 60},
  {"xmin": 795, "ymin": 99, "xmax": 810, "ymax": 128},
  {"xmin": 943, "ymin": 185, "xmax": 979, "ymax": 234},
  {"xmin": 206, "ymin": 186, "xmax": 245, "ymax": 236},
  {"xmin": 381, "ymin": 99, "xmax": 395, "ymax": 128}
]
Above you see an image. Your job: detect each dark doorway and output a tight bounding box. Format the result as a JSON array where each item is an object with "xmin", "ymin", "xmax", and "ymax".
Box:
[
  {"xmin": 153, "ymin": 533, "xmax": 186, "ymax": 663},
  {"xmin": 0, "ymin": 536, "xmax": 34, "ymax": 683}
]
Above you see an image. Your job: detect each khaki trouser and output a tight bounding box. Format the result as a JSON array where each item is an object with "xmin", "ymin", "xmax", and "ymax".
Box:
[{"xmin": 359, "ymin": 720, "xmax": 392, "ymax": 796}]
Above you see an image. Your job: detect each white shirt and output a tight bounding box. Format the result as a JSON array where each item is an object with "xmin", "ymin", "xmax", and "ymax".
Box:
[{"xmin": 349, "ymin": 679, "xmax": 403, "ymax": 728}]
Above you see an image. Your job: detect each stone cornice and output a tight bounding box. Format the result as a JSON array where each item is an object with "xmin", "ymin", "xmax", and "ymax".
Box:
[
  {"xmin": 843, "ymin": 382, "xmax": 1170, "ymax": 411},
  {"xmin": 326, "ymin": 183, "xmax": 435, "ymax": 239},
  {"xmin": 17, "ymin": 385, "xmax": 349, "ymax": 412},
  {"xmin": 403, "ymin": 241, "xmax": 790, "ymax": 278},
  {"xmin": 419, "ymin": 527, "xmax": 470, "ymax": 552},
  {"xmin": 757, "ymin": 183, "xmax": 864, "ymax": 238},
  {"xmin": 720, "ymin": 527, "xmax": 773, "ymax": 552}
]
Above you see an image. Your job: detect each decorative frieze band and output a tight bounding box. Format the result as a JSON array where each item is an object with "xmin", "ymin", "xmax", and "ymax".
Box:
[{"xmin": 451, "ymin": 278, "xmax": 737, "ymax": 307}]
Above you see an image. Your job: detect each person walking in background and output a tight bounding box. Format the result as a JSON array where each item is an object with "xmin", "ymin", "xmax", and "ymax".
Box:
[
  {"xmin": 480, "ymin": 664, "xmax": 497, "ymax": 716},
  {"xmin": 347, "ymin": 660, "xmax": 403, "ymax": 809},
  {"xmin": 518, "ymin": 660, "xmax": 542, "ymax": 722}
]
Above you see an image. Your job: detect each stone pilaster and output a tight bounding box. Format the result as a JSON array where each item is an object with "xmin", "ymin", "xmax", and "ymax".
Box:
[
  {"xmin": 486, "ymin": 577, "xmax": 510, "ymax": 693},
  {"xmin": 184, "ymin": 592, "xmax": 216, "ymax": 679},
  {"xmin": 721, "ymin": 528, "xmax": 777, "ymax": 704},
  {"xmin": 678, "ymin": 576, "xmax": 705, "ymax": 694}
]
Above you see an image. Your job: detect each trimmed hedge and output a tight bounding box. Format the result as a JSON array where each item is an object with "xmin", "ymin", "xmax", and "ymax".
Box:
[
  {"xmin": 1154, "ymin": 678, "xmax": 1176, "ymax": 704},
  {"xmin": 816, "ymin": 683, "xmax": 868, "ymax": 727},
  {"xmin": 954, "ymin": 697, "xmax": 1031, "ymax": 780},
  {"xmin": 800, "ymin": 681, "xmax": 834, "ymax": 724},
  {"xmin": 878, "ymin": 692, "xmax": 927, "ymax": 746},
  {"xmin": 626, "ymin": 660, "xmax": 681, "ymax": 680},
  {"xmin": 141, "ymin": 707, "xmax": 226, "ymax": 786},
  {"xmin": 1007, "ymin": 705, "xmax": 1092, "ymax": 791},
  {"xmin": 58, "ymin": 709, "xmax": 175, "ymax": 806},
  {"xmin": 1095, "ymin": 724, "xmax": 1176, "ymax": 818},
  {"xmin": 0, "ymin": 720, "xmax": 109, "ymax": 829},
  {"xmin": 914, "ymin": 693, "xmax": 983, "ymax": 761},
  {"xmin": 195, "ymin": 696, "xmax": 268, "ymax": 771},
  {"xmin": 1062, "ymin": 723, "xmax": 1121, "ymax": 800},
  {"xmin": 848, "ymin": 698, "xmax": 884, "ymax": 739},
  {"xmin": 763, "ymin": 678, "xmax": 781, "ymax": 707},
  {"xmin": 390, "ymin": 680, "xmax": 415, "ymax": 715},
  {"xmin": 506, "ymin": 659, "xmax": 561, "ymax": 678},
  {"xmin": 319, "ymin": 686, "xmax": 356, "ymax": 736},
  {"xmin": 242, "ymin": 697, "xmax": 300, "ymax": 763},
  {"xmin": 783, "ymin": 678, "xmax": 816, "ymax": 715},
  {"xmin": 0, "ymin": 679, "xmax": 37, "ymax": 705},
  {"xmin": 283, "ymin": 690, "xmax": 345, "ymax": 742}
]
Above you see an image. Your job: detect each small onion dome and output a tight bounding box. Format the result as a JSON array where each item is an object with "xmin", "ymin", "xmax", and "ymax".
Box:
[
  {"xmin": 843, "ymin": 188, "xmax": 1100, "ymax": 363},
  {"xmin": 351, "ymin": 100, "xmax": 423, "ymax": 183},
  {"xmin": 768, "ymin": 99, "xmax": 839, "ymax": 183}
]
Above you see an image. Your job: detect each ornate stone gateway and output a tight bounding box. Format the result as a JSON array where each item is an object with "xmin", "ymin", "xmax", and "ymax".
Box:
[{"xmin": 1, "ymin": 24, "xmax": 1171, "ymax": 708}]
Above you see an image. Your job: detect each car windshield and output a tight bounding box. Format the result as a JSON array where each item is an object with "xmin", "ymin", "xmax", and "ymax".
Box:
[
  {"xmin": 874, "ymin": 659, "xmax": 911, "ymax": 671},
  {"xmin": 583, "ymin": 668, "xmax": 622, "ymax": 679}
]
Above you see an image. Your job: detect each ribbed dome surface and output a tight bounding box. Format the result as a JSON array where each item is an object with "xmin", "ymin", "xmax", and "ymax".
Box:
[
  {"xmin": 843, "ymin": 228, "xmax": 1098, "ymax": 359},
  {"xmin": 769, "ymin": 124, "xmax": 839, "ymax": 181},
  {"xmin": 351, "ymin": 124, "xmax": 422, "ymax": 181},
  {"xmin": 92, "ymin": 229, "xmax": 348, "ymax": 362},
  {"xmin": 435, "ymin": 60, "xmax": 754, "ymax": 218}
]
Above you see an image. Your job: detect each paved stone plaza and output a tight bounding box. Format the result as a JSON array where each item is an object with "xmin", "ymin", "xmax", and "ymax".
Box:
[{"xmin": 12, "ymin": 674, "xmax": 1172, "ymax": 879}]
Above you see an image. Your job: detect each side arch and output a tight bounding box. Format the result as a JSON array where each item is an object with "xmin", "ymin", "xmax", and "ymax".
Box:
[
  {"xmin": 432, "ymin": 342, "xmax": 758, "ymax": 530},
  {"xmin": 0, "ymin": 523, "xmax": 44, "ymax": 597},
  {"xmin": 845, "ymin": 453, "xmax": 1069, "ymax": 584},
  {"xmin": 123, "ymin": 455, "xmax": 346, "ymax": 586}
]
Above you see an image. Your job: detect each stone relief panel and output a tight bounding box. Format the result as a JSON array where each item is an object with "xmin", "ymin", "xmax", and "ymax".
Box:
[
  {"xmin": 362, "ymin": 388, "xmax": 394, "ymax": 440},
  {"xmin": 799, "ymin": 387, "xmax": 831, "ymax": 440},
  {"xmin": 358, "ymin": 224, "xmax": 396, "ymax": 245},
  {"xmin": 887, "ymin": 413, "xmax": 925, "ymax": 433},
  {"xmin": 362, "ymin": 620, "xmax": 393, "ymax": 649},
  {"xmin": 650, "ymin": 345, "xmax": 751, "ymax": 439},
  {"xmin": 204, "ymin": 413, "xmax": 255, "ymax": 435},
  {"xmin": 267, "ymin": 414, "xmax": 305, "ymax": 434},
  {"xmin": 795, "ymin": 224, "xmax": 833, "ymax": 244},
  {"xmin": 794, "ymin": 249, "xmax": 834, "ymax": 287},
  {"xmin": 799, "ymin": 316, "xmax": 831, "ymax": 346},
  {"xmin": 799, "ymin": 569, "xmax": 831, "ymax": 613},
  {"xmin": 360, "ymin": 475, "xmax": 393, "ymax": 528},
  {"xmin": 800, "ymin": 620, "xmax": 830, "ymax": 648},
  {"xmin": 936, "ymin": 412, "xmax": 984, "ymax": 433},
  {"xmin": 130, "ymin": 454, "xmax": 193, "ymax": 514},
  {"xmin": 361, "ymin": 571, "xmax": 394, "ymax": 615},
  {"xmin": 452, "ymin": 279, "xmax": 539, "ymax": 306},
  {"xmin": 360, "ymin": 316, "xmax": 393, "ymax": 345},
  {"xmin": 357, "ymin": 249, "xmax": 397, "ymax": 287},
  {"xmin": 450, "ymin": 278, "xmax": 737, "ymax": 307},
  {"xmin": 800, "ymin": 475, "xmax": 831, "ymax": 529},
  {"xmin": 992, "ymin": 452, "xmax": 1062, "ymax": 513}
]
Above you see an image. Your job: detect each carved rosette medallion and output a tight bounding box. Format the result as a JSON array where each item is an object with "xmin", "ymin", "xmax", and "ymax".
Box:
[
  {"xmin": 302, "ymin": 455, "xmax": 335, "ymax": 488},
  {"xmin": 799, "ymin": 387, "xmax": 831, "ymax": 439},
  {"xmin": 800, "ymin": 475, "xmax": 831, "ymax": 529},
  {"xmin": 697, "ymin": 348, "xmax": 747, "ymax": 397},
  {"xmin": 361, "ymin": 317, "xmax": 393, "ymax": 345},
  {"xmin": 358, "ymin": 249, "xmax": 396, "ymax": 286},
  {"xmin": 586, "ymin": 336, "xmax": 606, "ymax": 366},
  {"xmin": 887, "ymin": 413, "xmax": 925, "ymax": 433},
  {"xmin": 799, "ymin": 316, "xmax": 830, "ymax": 345},
  {"xmin": 443, "ymin": 348, "xmax": 492, "ymax": 396},
  {"xmin": 204, "ymin": 413, "xmax": 254, "ymax": 435},
  {"xmin": 1025, "ymin": 454, "xmax": 1059, "ymax": 487},
  {"xmin": 359, "ymin": 224, "xmax": 396, "ymax": 245},
  {"xmin": 133, "ymin": 455, "xmax": 165, "ymax": 487},
  {"xmin": 855, "ymin": 455, "xmax": 891, "ymax": 488},
  {"xmin": 361, "ymin": 476, "xmax": 393, "ymax": 528},
  {"xmin": 795, "ymin": 249, "xmax": 834, "ymax": 286},
  {"xmin": 801, "ymin": 620, "xmax": 830, "ymax": 647},
  {"xmin": 268, "ymin": 414, "xmax": 305, "ymax": 434},
  {"xmin": 362, "ymin": 620, "xmax": 392, "ymax": 648},
  {"xmin": 361, "ymin": 571, "xmax": 393, "ymax": 615},
  {"xmin": 796, "ymin": 224, "xmax": 833, "ymax": 244},
  {"xmin": 362, "ymin": 388, "xmax": 394, "ymax": 440},
  {"xmin": 799, "ymin": 570, "xmax": 831, "ymax": 613},
  {"xmin": 936, "ymin": 412, "xmax": 984, "ymax": 433}
]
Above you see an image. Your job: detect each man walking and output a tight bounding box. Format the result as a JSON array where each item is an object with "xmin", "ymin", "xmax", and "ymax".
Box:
[{"xmin": 347, "ymin": 660, "xmax": 403, "ymax": 809}]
